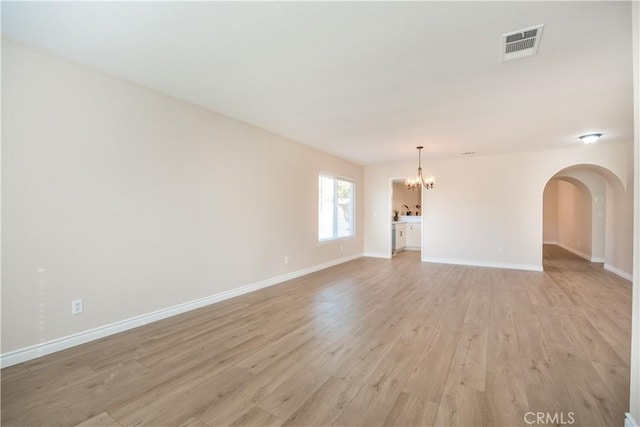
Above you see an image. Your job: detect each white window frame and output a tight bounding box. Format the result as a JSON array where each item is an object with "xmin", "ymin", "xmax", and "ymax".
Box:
[{"xmin": 318, "ymin": 174, "xmax": 356, "ymax": 243}]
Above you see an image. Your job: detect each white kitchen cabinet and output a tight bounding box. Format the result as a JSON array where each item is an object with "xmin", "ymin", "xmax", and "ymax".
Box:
[
  {"xmin": 406, "ymin": 223, "xmax": 422, "ymax": 250},
  {"xmin": 394, "ymin": 223, "xmax": 406, "ymax": 251}
]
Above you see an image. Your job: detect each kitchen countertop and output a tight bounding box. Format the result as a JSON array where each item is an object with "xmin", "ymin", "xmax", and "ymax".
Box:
[
  {"xmin": 392, "ymin": 217, "xmax": 422, "ymax": 225},
  {"xmin": 395, "ymin": 216, "xmax": 421, "ymax": 223}
]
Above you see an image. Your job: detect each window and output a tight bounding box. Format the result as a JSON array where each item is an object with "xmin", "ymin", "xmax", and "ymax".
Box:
[{"xmin": 319, "ymin": 174, "xmax": 355, "ymax": 242}]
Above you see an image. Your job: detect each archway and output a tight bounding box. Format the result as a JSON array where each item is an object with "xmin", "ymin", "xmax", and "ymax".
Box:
[
  {"xmin": 543, "ymin": 177, "xmax": 596, "ymax": 263},
  {"xmin": 541, "ymin": 164, "xmax": 632, "ymax": 278}
]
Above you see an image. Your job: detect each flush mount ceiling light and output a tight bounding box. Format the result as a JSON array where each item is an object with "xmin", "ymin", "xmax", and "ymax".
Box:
[
  {"xmin": 406, "ymin": 146, "xmax": 435, "ymax": 190},
  {"xmin": 579, "ymin": 133, "xmax": 602, "ymax": 144}
]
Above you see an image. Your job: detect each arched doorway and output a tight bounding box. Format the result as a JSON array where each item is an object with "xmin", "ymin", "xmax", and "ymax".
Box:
[
  {"xmin": 543, "ymin": 177, "xmax": 598, "ymax": 262},
  {"xmin": 541, "ymin": 164, "xmax": 632, "ymax": 278}
]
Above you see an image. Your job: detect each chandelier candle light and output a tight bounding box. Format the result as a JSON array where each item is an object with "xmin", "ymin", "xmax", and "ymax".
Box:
[{"xmin": 406, "ymin": 146, "xmax": 436, "ymax": 190}]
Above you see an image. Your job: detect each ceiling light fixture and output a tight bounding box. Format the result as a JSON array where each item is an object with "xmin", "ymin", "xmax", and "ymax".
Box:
[
  {"xmin": 406, "ymin": 146, "xmax": 435, "ymax": 190},
  {"xmin": 579, "ymin": 133, "xmax": 602, "ymax": 144}
]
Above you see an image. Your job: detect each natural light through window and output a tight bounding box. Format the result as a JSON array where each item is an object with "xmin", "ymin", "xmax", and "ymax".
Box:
[{"xmin": 319, "ymin": 175, "xmax": 355, "ymax": 242}]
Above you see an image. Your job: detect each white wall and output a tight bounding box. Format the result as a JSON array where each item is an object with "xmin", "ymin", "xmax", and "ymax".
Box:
[
  {"xmin": 555, "ymin": 170, "xmax": 607, "ymax": 262},
  {"xmin": 364, "ymin": 144, "xmax": 633, "ymax": 273},
  {"xmin": 392, "ymin": 181, "xmax": 420, "ymax": 217},
  {"xmin": 544, "ymin": 171, "xmax": 608, "ymax": 262},
  {"xmin": 556, "ymin": 179, "xmax": 592, "ymax": 259},
  {"xmin": 604, "ymin": 166, "xmax": 635, "ymax": 280},
  {"xmin": 542, "ymin": 180, "xmax": 558, "ymax": 243},
  {"xmin": 629, "ymin": 1, "xmax": 639, "ymax": 424},
  {"xmin": 1, "ymin": 40, "xmax": 364, "ymax": 355}
]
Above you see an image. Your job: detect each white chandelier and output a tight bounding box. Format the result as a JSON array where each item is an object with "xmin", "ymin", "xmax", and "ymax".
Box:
[{"xmin": 406, "ymin": 146, "xmax": 435, "ymax": 190}]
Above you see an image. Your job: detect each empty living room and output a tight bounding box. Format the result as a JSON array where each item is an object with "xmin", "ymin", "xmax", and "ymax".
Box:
[{"xmin": 2, "ymin": 2, "xmax": 639, "ymax": 427}]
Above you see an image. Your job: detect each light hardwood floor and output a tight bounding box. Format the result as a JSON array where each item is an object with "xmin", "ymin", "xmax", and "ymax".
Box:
[{"xmin": 1, "ymin": 245, "xmax": 632, "ymax": 426}]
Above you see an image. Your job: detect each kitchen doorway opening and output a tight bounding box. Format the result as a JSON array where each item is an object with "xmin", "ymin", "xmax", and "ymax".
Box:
[{"xmin": 390, "ymin": 178, "xmax": 423, "ymax": 258}]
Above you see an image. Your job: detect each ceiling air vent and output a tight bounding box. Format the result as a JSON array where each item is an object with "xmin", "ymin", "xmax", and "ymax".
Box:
[{"xmin": 500, "ymin": 24, "xmax": 544, "ymax": 62}]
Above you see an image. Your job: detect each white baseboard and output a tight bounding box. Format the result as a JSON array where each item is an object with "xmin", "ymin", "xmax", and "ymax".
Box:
[
  {"xmin": 604, "ymin": 263, "xmax": 633, "ymax": 281},
  {"xmin": 421, "ymin": 256, "xmax": 543, "ymax": 272},
  {"xmin": 543, "ymin": 240, "xmax": 557, "ymax": 245},
  {"xmin": 555, "ymin": 242, "xmax": 591, "ymax": 261},
  {"xmin": 0, "ymin": 253, "xmax": 364, "ymax": 368},
  {"xmin": 364, "ymin": 252, "xmax": 391, "ymax": 259},
  {"xmin": 625, "ymin": 413, "xmax": 638, "ymax": 427},
  {"xmin": 555, "ymin": 243, "xmax": 604, "ymax": 263}
]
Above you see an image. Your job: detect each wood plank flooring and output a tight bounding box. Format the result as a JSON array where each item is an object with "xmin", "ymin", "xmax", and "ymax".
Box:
[{"xmin": 1, "ymin": 245, "xmax": 632, "ymax": 426}]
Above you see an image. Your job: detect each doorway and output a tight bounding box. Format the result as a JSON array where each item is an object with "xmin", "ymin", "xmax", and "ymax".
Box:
[
  {"xmin": 391, "ymin": 178, "xmax": 422, "ymax": 257},
  {"xmin": 543, "ymin": 177, "xmax": 598, "ymax": 263},
  {"xmin": 541, "ymin": 164, "xmax": 632, "ymax": 279}
]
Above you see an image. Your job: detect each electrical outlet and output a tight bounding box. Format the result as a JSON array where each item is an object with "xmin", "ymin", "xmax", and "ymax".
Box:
[
  {"xmin": 284, "ymin": 256, "xmax": 289, "ymax": 264},
  {"xmin": 72, "ymin": 299, "xmax": 83, "ymax": 315},
  {"xmin": 498, "ymin": 247, "xmax": 504, "ymax": 255},
  {"xmin": 340, "ymin": 244, "xmax": 344, "ymax": 251}
]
